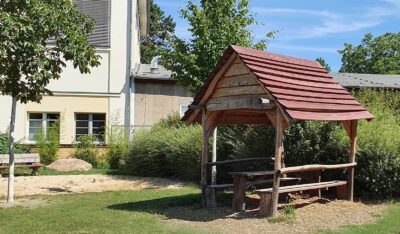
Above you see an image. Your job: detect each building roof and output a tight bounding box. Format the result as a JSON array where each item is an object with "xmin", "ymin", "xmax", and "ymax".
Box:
[
  {"xmin": 183, "ymin": 45, "xmax": 374, "ymax": 123},
  {"xmin": 332, "ymin": 73, "xmax": 400, "ymax": 89},
  {"xmin": 133, "ymin": 64, "xmax": 173, "ymax": 81}
]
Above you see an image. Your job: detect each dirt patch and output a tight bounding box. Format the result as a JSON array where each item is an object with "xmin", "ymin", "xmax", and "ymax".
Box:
[
  {"xmin": 0, "ymin": 198, "xmax": 50, "ymax": 209},
  {"xmin": 0, "ymin": 175, "xmax": 185, "ymax": 197},
  {"xmin": 165, "ymin": 197, "xmax": 386, "ymax": 234}
]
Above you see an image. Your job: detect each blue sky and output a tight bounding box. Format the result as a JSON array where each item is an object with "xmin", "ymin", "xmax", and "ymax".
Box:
[{"xmin": 154, "ymin": 0, "xmax": 400, "ymax": 72}]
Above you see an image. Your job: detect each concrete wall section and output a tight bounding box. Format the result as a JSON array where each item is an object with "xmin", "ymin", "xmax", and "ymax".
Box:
[{"xmin": 134, "ymin": 82, "xmax": 193, "ymax": 126}]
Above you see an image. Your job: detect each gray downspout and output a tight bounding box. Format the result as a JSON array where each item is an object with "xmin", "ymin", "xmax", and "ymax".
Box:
[{"xmin": 125, "ymin": 0, "xmax": 133, "ymax": 136}]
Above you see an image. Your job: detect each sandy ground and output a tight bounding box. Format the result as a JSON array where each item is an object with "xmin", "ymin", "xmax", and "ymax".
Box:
[
  {"xmin": 0, "ymin": 174, "xmax": 185, "ymax": 197},
  {"xmin": 166, "ymin": 197, "xmax": 386, "ymax": 234}
]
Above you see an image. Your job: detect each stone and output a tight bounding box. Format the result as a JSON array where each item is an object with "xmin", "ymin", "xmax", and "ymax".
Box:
[{"xmin": 46, "ymin": 159, "xmax": 92, "ymax": 172}]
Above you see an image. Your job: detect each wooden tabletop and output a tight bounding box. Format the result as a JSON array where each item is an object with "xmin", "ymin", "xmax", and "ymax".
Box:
[{"xmin": 229, "ymin": 170, "xmax": 275, "ymax": 177}]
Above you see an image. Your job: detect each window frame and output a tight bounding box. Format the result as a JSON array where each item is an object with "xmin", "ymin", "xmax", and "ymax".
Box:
[
  {"xmin": 27, "ymin": 112, "xmax": 60, "ymax": 143},
  {"xmin": 75, "ymin": 113, "xmax": 106, "ymax": 143}
]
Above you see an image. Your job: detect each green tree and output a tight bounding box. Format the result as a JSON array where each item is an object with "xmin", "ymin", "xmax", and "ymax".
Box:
[
  {"xmin": 163, "ymin": 0, "xmax": 276, "ymax": 94},
  {"xmin": 0, "ymin": 0, "xmax": 100, "ymax": 203},
  {"xmin": 316, "ymin": 57, "xmax": 331, "ymax": 72},
  {"xmin": 339, "ymin": 33, "xmax": 400, "ymax": 74},
  {"xmin": 140, "ymin": 0, "xmax": 176, "ymax": 64}
]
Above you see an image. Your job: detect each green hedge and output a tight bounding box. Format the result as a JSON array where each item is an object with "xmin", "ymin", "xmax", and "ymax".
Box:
[{"xmin": 125, "ymin": 89, "xmax": 400, "ymax": 199}]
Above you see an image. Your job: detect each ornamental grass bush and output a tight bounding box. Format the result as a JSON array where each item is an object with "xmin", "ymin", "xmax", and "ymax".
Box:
[
  {"xmin": 36, "ymin": 123, "xmax": 60, "ymax": 165},
  {"xmin": 125, "ymin": 114, "xmax": 202, "ymax": 181}
]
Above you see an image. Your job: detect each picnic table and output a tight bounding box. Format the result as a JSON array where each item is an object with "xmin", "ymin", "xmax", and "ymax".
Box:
[{"xmin": 230, "ymin": 170, "xmax": 300, "ymax": 211}]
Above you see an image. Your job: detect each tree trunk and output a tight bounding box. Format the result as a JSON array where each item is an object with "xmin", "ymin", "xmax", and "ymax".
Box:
[{"xmin": 7, "ymin": 97, "xmax": 17, "ymax": 203}]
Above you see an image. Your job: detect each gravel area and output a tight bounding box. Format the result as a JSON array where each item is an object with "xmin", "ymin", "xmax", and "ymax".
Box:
[
  {"xmin": 166, "ymin": 197, "xmax": 386, "ymax": 234},
  {"xmin": 0, "ymin": 174, "xmax": 185, "ymax": 197}
]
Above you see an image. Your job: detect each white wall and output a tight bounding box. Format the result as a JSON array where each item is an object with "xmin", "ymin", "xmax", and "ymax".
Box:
[{"xmin": 0, "ymin": 0, "xmax": 142, "ymax": 142}]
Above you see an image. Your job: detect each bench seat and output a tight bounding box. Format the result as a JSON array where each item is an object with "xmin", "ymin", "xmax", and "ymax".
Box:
[
  {"xmin": 255, "ymin": 180, "xmax": 347, "ymax": 194},
  {"xmin": 256, "ymin": 180, "xmax": 347, "ymax": 216},
  {"xmin": 207, "ymin": 177, "xmax": 301, "ymax": 191},
  {"xmin": 0, "ymin": 163, "xmax": 43, "ymax": 176}
]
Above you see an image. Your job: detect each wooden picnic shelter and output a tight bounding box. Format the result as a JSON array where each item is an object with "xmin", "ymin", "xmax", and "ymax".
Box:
[{"xmin": 182, "ymin": 45, "xmax": 374, "ymax": 217}]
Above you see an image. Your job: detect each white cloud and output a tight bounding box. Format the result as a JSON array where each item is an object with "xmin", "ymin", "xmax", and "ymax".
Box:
[
  {"xmin": 253, "ymin": 5, "xmax": 389, "ymax": 40},
  {"xmin": 293, "ymin": 20, "xmax": 382, "ymax": 39},
  {"xmin": 253, "ymin": 7, "xmax": 339, "ymax": 19}
]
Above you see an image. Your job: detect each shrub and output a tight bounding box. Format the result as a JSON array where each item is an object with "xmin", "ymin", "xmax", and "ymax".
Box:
[
  {"xmin": 350, "ymin": 89, "xmax": 400, "ymax": 198},
  {"xmin": 36, "ymin": 123, "xmax": 60, "ymax": 165},
  {"xmin": 74, "ymin": 135, "xmax": 106, "ymax": 168},
  {"xmin": 0, "ymin": 132, "xmax": 31, "ymax": 154},
  {"xmin": 106, "ymin": 127, "xmax": 130, "ymax": 169}
]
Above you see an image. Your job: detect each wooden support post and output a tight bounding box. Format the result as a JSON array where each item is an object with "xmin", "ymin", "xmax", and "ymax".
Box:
[
  {"xmin": 201, "ymin": 109, "xmax": 209, "ymax": 208},
  {"xmin": 232, "ymin": 175, "xmax": 247, "ymax": 211},
  {"xmin": 207, "ymin": 127, "xmax": 218, "ymax": 208},
  {"xmin": 211, "ymin": 127, "xmax": 217, "ymax": 185},
  {"xmin": 347, "ymin": 120, "xmax": 358, "ymax": 202},
  {"xmin": 270, "ymin": 110, "xmax": 284, "ymax": 217},
  {"xmin": 259, "ymin": 193, "xmax": 272, "ymax": 216}
]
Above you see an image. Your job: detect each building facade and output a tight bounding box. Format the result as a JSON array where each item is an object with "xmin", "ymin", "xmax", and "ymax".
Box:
[
  {"xmin": 133, "ymin": 64, "xmax": 193, "ymax": 127},
  {"xmin": 0, "ymin": 0, "xmax": 148, "ymax": 145}
]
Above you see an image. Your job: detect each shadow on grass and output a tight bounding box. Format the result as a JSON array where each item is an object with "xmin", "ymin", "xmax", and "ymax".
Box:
[
  {"xmin": 107, "ymin": 192, "xmax": 355, "ymax": 222},
  {"xmin": 107, "ymin": 192, "xmax": 252, "ymax": 221}
]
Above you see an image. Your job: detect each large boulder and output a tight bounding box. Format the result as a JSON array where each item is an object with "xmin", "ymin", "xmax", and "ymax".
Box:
[{"xmin": 46, "ymin": 159, "xmax": 92, "ymax": 172}]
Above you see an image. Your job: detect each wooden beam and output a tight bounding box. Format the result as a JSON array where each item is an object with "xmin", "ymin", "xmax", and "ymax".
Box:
[
  {"xmin": 270, "ymin": 110, "xmax": 284, "ymax": 217},
  {"xmin": 207, "ymin": 96, "xmax": 274, "ymax": 112},
  {"xmin": 201, "ymin": 109, "xmax": 209, "ymax": 208},
  {"xmin": 265, "ymin": 112, "xmax": 277, "ymax": 129},
  {"xmin": 217, "ymin": 73, "xmax": 256, "ymax": 88},
  {"xmin": 213, "ymin": 85, "xmax": 266, "ymax": 99},
  {"xmin": 348, "ymin": 120, "xmax": 358, "ymax": 202},
  {"xmin": 342, "ymin": 120, "xmax": 351, "ymax": 137},
  {"xmin": 189, "ymin": 104, "xmax": 206, "ymax": 110},
  {"xmin": 278, "ymin": 163, "xmax": 357, "ymax": 174},
  {"xmin": 206, "ymin": 157, "xmax": 272, "ymax": 166}
]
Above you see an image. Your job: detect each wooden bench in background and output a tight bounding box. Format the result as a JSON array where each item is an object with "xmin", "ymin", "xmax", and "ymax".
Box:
[
  {"xmin": 0, "ymin": 154, "xmax": 42, "ymax": 176},
  {"xmin": 255, "ymin": 163, "xmax": 356, "ymax": 216}
]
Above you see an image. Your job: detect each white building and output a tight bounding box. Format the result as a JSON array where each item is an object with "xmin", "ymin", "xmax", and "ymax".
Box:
[{"xmin": 0, "ymin": 0, "xmax": 150, "ymax": 145}]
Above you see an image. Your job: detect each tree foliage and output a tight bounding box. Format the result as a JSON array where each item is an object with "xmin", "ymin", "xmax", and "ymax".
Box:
[
  {"xmin": 140, "ymin": 0, "xmax": 176, "ymax": 64},
  {"xmin": 0, "ymin": 0, "xmax": 100, "ymax": 103},
  {"xmin": 162, "ymin": 0, "xmax": 276, "ymax": 94},
  {"xmin": 339, "ymin": 33, "xmax": 400, "ymax": 74},
  {"xmin": 315, "ymin": 57, "xmax": 331, "ymax": 72}
]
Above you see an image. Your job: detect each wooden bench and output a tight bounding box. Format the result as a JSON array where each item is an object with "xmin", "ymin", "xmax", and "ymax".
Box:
[
  {"xmin": 0, "ymin": 154, "xmax": 42, "ymax": 176},
  {"xmin": 255, "ymin": 163, "xmax": 357, "ymax": 216},
  {"xmin": 256, "ymin": 181, "xmax": 348, "ymax": 215}
]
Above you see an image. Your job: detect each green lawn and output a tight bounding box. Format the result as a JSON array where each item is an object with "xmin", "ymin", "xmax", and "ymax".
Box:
[
  {"xmin": 0, "ymin": 186, "xmax": 209, "ymax": 234},
  {"xmin": 322, "ymin": 202, "xmax": 400, "ymax": 234},
  {"xmin": 0, "ymin": 186, "xmax": 398, "ymax": 234}
]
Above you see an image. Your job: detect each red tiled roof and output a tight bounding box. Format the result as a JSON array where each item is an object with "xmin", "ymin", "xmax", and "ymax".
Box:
[{"xmin": 183, "ymin": 45, "xmax": 374, "ymax": 123}]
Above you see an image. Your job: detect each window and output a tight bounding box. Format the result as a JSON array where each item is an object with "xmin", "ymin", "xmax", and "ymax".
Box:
[
  {"xmin": 180, "ymin": 105, "xmax": 189, "ymax": 118},
  {"xmin": 75, "ymin": 113, "xmax": 106, "ymax": 142},
  {"xmin": 28, "ymin": 113, "xmax": 60, "ymax": 141},
  {"xmin": 74, "ymin": 0, "xmax": 111, "ymax": 48}
]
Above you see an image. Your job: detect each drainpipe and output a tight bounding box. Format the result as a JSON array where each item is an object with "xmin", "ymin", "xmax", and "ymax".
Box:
[{"xmin": 126, "ymin": 0, "xmax": 134, "ymax": 136}]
